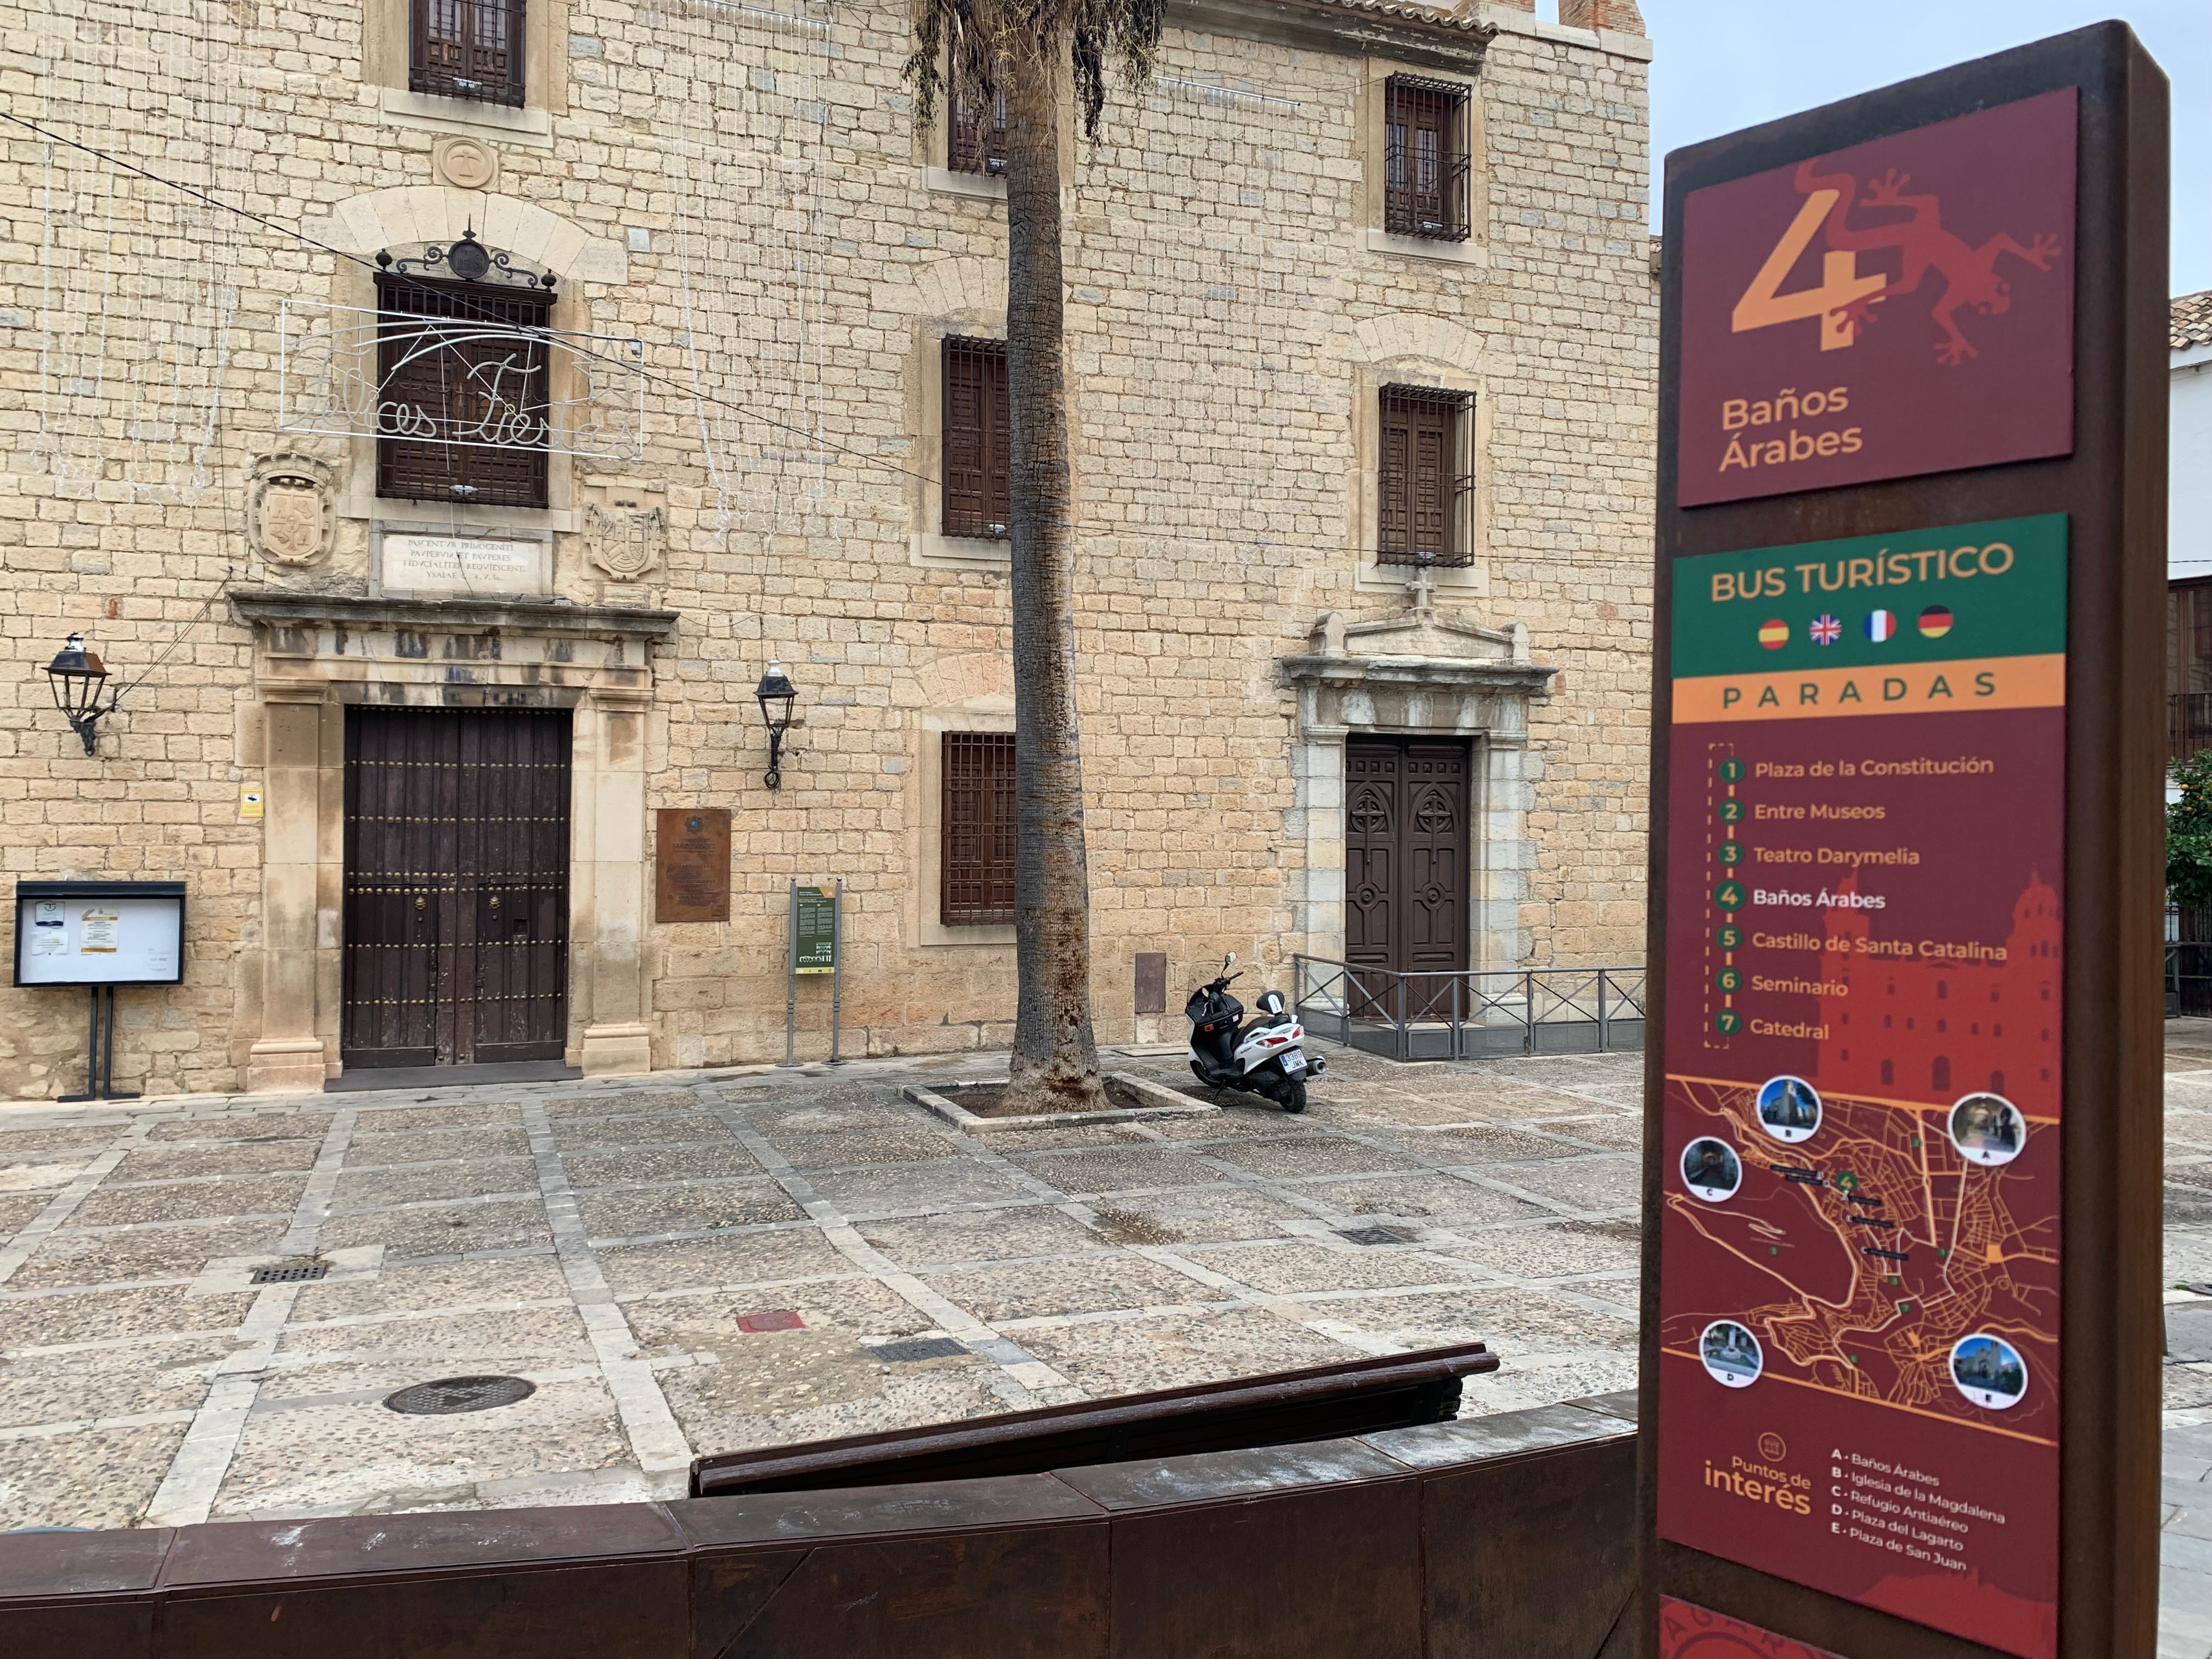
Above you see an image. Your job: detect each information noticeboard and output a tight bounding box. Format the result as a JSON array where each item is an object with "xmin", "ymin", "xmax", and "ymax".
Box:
[
  {"xmin": 1644, "ymin": 25, "xmax": 2166, "ymax": 1659},
  {"xmin": 793, "ymin": 885, "xmax": 837, "ymax": 975},
  {"xmin": 13, "ymin": 881, "xmax": 187, "ymax": 987}
]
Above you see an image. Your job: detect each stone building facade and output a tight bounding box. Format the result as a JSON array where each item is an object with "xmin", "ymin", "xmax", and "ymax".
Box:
[{"xmin": 0, "ymin": 0, "xmax": 1655, "ymax": 1096}]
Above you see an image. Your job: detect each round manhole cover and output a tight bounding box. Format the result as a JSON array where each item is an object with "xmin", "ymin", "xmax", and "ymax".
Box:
[{"xmin": 382, "ymin": 1375, "xmax": 537, "ymax": 1416}]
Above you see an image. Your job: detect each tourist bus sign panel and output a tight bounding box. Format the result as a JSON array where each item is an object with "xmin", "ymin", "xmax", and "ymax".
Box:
[{"xmin": 1645, "ymin": 24, "xmax": 2165, "ymax": 1659}]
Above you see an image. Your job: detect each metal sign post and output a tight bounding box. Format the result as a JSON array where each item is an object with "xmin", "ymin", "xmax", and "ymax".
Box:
[
  {"xmin": 784, "ymin": 880, "xmax": 843, "ymax": 1066},
  {"xmin": 1641, "ymin": 25, "xmax": 2166, "ymax": 1659}
]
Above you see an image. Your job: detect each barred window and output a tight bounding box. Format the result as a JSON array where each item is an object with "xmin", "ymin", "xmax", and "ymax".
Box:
[
  {"xmin": 1383, "ymin": 75, "xmax": 1471, "ymax": 241},
  {"xmin": 949, "ymin": 64, "xmax": 1008, "ymax": 176},
  {"xmin": 375, "ymin": 274, "xmax": 551, "ymax": 509},
  {"xmin": 941, "ymin": 336, "xmax": 1010, "ymax": 539},
  {"xmin": 411, "ymin": 0, "xmax": 526, "ymax": 106},
  {"xmin": 1378, "ymin": 385, "xmax": 1474, "ymax": 567},
  {"xmin": 942, "ymin": 733, "xmax": 1015, "ymax": 926}
]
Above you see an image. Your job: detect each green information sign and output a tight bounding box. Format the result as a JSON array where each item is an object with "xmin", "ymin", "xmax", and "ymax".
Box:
[{"xmin": 794, "ymin": 885, "xmax": 836, "ymax": 975}]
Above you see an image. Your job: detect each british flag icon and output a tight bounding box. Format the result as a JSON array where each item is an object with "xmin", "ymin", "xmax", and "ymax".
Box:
[{"xmin": 1809, "ymin": 614, "xmax": 1842, "ymax": 646}]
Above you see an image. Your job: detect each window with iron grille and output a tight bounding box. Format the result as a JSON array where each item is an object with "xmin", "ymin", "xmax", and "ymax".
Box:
[
  {"xmin": 1377, "ymin": 384, "xmax": 1474, "ymax": 567},
  {"xmin": 375, "ymin": 274, "xmax": 551, "ymax": 509},
  {"xmin": 1383, "ymin": 75, "xmax": 1471, "ymax": 241},
  {"xmin": 411, "ymin": 0, "xmax": 526, "ymax": 106},
  {"xmin": 941, "ymin": 336, "xmax": 1010, "ymax": 539},
  {"xmin": 948, "ymin": 63, "xmax": 1008, "ymax": 176},
  {"xmin": 942, "ymin": 732, "xmax": 1015, "ymax": 926}
]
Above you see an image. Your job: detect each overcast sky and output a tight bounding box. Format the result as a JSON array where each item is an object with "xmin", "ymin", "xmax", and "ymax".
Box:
[{"xmin": 1630, "ymin": 2, "xmax": 2209, "ymax": 296}]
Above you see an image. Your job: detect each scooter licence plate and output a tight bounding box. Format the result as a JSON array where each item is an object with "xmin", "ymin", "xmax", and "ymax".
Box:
[{"xmin": 1280, "ymin": 1051, "xmax": 1307, "ymax": 1073}]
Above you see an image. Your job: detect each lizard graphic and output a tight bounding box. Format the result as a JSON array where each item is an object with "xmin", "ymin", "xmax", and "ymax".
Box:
[{"xmin": 1792, "ymin": 160, "xmax": 2062, "ymax": 365}]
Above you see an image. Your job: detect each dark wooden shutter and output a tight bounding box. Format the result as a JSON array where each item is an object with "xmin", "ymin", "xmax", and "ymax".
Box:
[
  {"xmin": 2172, "ymin": 580, "xmax": 2212, "ymax": 762},
  {"xmin": 949, "ymin": 65, "xmax": 1008, "ymax": 175},
  {"xmin": 1384, "ymin": 76, "xmax": 1470, "ymax": 240},
  {"xmin": 375, "ymin": 273, "xmax": 551, "ymax": 509},
  {"xmin": 411, "ymin": 0, "xmax": 526, "ymax": 105},
  {"xmin": 941, "ymin": 337, "xmax": 1009, "ymax": 539},
  {"xmin": 942, "ymin": 732, "xmax": 1015, "ymax": 925},
  {"xmin": 1379, "ymin": 385, "xmax": 1467, "ymax": 565}
]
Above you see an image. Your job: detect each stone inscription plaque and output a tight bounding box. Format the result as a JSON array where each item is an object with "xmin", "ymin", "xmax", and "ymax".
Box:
[
  {"xmin": 380, "ymin": 534, "xmax": 548, "ymax": 597},
  {"xmin": 655, "ymin": 809, "xmax": 730, "ymax": 924}
]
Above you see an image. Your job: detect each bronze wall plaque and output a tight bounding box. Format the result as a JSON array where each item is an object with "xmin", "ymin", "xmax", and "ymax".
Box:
[
  {"xmin": 1134, "ymin": 952, "xmax": 1167, "ymax": 1015},
  {"xmin": 655, "ymin": 808, "xmax": 730, "ymax": 923}
]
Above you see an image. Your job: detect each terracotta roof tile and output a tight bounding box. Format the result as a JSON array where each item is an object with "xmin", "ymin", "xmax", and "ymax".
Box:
[
  {"xmin": 2177, "ymin": 291, "xmax": 2212, "ymax": 351},
  {"xmin": 1261, "ymin": 0, "xmax": 1500, "ymax": 36}
]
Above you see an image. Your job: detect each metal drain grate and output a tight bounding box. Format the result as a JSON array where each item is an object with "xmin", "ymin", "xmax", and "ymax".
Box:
[
  {"xmin": 867, "ymin": 1337, "xmax": 969, "ymax": 1364},
  {"xmin": 383, "ymin": 1375, "xmax": 538, "ymax": 1415},
  {"xmin": 1338, "ymin": 1226, "xmax": 1412, "ymax": 1246},
  {"xmin": 250, "ymin": 1262, "xmax": 330, "ymax": 1284}
]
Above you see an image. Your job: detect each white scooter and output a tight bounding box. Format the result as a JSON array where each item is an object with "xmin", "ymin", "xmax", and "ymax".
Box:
[{"xmin": 1184, "ymin": 953, "xmax": 1323, "ymax": 1113}]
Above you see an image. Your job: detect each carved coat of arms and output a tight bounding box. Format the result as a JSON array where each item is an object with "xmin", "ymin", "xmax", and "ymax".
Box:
[
  {"xmin": 246, "ymin": 455, "xmax": 336, "ymax": 567},
  {"xmin": 583, "ymin": 502, "xmax": 665, "ymax": 581}
]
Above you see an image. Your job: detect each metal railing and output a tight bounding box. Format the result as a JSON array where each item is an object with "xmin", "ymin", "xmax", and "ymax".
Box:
[
  {"xmin": 2170, "ymin": 941, "xmax": 2212, "ymax": 1018},
  {"xmin": 1293, "ymin": 956, "xmax": 1646, "ymax": 1062}
]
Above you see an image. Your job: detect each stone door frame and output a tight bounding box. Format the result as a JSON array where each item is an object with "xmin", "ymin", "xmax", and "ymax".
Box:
[
  {"xmin": 1280, "ymin": 610, "xmax": 1554, "ymax": 980},
  {"xmin": 231, "ymin": 590, "xmax": 675, "ymax": 1091}
]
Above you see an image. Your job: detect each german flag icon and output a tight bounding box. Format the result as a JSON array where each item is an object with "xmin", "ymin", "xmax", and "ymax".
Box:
[
  {"xmin": 1758, "ymin": 618, "xmax": 1788, "ymax": 651},
  {"xmin": 1918, "ymin": 605, "xmax": 1954, "ymax": 639}
]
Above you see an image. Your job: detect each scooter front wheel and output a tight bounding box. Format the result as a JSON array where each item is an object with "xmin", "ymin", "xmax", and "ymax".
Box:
[{"xmin": 1280, "ymin": 1078, "xmax": 1308, "ymax": 1114}]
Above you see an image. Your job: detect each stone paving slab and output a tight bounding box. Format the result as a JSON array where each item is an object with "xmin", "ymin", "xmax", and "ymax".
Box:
[
  {"xmin": 4, "ymin": 1027, "xmax": 2208, "ymax": 1652},
  {"xmin": 0, "ymin": 1042, "xmax": 1643, "ymax": 1528}
]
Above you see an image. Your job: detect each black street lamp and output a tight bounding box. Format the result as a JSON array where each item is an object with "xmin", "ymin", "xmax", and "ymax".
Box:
[
  {"xmin": 45, "ymin": 634, "xmax": 117, "ymax": 757},
  {"xmin": 755, "ymin": 661, "xmax": 798, "ymax": 789}
]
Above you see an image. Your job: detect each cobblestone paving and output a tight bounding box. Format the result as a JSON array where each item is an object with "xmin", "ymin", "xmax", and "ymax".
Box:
[{"xmin": 0, "ymin": 1043, "xmax": 1643, "ymax": 1528}]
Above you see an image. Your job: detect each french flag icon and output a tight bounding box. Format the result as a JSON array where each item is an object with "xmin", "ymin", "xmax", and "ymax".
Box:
[{"xmin": 1865, "ymin": 610, "xmax": 1897, "ymax": 642}]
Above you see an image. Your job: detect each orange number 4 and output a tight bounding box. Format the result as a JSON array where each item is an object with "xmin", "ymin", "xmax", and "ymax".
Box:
[{"xmin": 1731, "ymin": 190, "xmax": 1888, "ymax": 352}]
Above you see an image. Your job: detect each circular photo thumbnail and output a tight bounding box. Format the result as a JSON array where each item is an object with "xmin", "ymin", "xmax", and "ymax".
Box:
[
  {"xmin": 1755, "ymin": 1075, "xmax": 1821, "ymax": 1144},
  {"xmin": 1950, "ymin": 1333, "xmax": 2029, "ymax": 1410},
  {"xmin": 1700, "ymin": 1319, "xmax": 1763, "ymax": 1389},
  {"xmin": 1949, "ymin": 1093, "xmax": 2027, "ymax": 1167},
  {"xmin": 1680, "ymin": 1136, "xmax": 1742, "ymax": 1203}
]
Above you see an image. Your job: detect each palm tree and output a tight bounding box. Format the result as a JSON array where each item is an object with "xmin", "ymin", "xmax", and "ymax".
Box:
[{"xmin": 907, "ymin": 0, "xmax": 1163, "ymax": 1112}]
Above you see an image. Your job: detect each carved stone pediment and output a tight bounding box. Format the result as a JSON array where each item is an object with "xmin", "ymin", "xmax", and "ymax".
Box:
[{"xmin": 1278, "ymin": 574, "xmax": 1553, "ymax": 739}]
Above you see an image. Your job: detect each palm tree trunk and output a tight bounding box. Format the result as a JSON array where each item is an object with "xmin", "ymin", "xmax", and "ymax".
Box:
[{"xmin": 1000, "ymin": 40, "xmax": 1104, "ymax": 1113}]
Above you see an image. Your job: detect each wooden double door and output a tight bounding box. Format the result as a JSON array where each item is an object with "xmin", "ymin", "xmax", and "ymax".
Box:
[
  {"xmin": 1345, "ymin": 737, "xmax": 1471, "ymax": 1018},
  {"xmin": 341, "ymin": 707, "xmax": 573, "ymax": 1069}
]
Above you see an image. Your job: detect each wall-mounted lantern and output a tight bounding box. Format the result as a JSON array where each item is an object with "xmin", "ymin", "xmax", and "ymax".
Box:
[
  {"xmin": 755, "ymin": 661, "xmax": 798, "ymax": 789},
  {"xmin": 45, "ymin": 634, "xmax": 119, "ymax": 757}
]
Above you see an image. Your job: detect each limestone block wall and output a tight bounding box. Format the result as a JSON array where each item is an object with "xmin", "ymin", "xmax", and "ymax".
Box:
[{"xmin": 0, "ymin": 0, "xmax": 1653, "ymax": 1093}]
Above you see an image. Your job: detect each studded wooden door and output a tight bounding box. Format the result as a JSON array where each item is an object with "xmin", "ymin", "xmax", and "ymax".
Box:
[
  {"xmin": 1344, "ymin": 737, "xmax": 1470, "ymax": 1018},
  {"xmin": 341, "ymin": 706, "xmax": 572, "ymax": 1068}
]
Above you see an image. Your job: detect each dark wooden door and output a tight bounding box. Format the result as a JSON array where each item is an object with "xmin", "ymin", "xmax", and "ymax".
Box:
[
  {"xmin": 342, "ymin": 707, "xmax": 572, "ymax": 1068},
  {"xmin": 1345, "ymin": 737, "xmax": 1470, "ymax": 1018}
]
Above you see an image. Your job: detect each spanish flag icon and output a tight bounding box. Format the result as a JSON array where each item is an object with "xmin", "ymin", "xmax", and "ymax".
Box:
[
  {"xmin": 1758, "ymin": 618, "xmax": 1788, "ymax": 651},
  {"xmin": 1918, "ymin": 605, "xmax": 1954, "ymax": 639}
]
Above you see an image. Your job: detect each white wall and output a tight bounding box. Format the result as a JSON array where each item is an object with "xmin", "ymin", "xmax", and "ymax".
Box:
[{"xmin": 2177, "ymin": 342, "xmax": 2212, "ymax": 580}]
